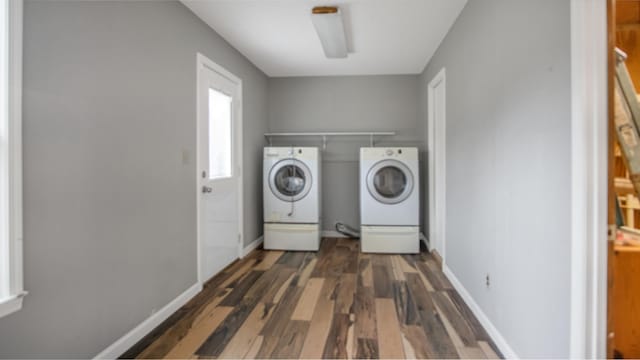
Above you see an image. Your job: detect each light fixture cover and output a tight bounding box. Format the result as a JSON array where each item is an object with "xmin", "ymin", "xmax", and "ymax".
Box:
[{"xmin": 311, "ymin": 7, "xmax": 348, "ymax": 59}]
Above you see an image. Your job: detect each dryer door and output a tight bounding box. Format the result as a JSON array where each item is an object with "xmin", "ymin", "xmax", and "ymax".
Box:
[
  {"xmin": 269, "ymin": 159, "xmax": 313, "ymax": 202},
  {"xmin": 366, "ymin": 159, "xmax": 415, "ymax": 205}
]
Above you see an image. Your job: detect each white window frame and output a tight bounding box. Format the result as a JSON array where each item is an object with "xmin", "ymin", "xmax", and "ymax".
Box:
[{"xmin": 0, "ymin": 0, "xmax": 24, "ymax": 319}]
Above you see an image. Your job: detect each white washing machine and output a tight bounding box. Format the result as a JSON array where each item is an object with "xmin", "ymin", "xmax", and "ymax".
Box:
[
  {"xmin": 360, "ymin": 147, "xmax": 420, "ymax": 253},
  {"xmin": 264, "ymin": 147, "xmax": 321, "ymax": 251}
]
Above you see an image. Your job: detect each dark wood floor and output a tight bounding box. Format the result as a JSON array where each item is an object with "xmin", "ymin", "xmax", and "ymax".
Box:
[{"xmin": 122, "ymin": 238, "xmax": 501, "ymax": 359}]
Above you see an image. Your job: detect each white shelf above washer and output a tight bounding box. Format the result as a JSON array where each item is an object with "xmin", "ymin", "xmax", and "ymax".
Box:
[{"xmin": 264, "ymin": 131, "xmax": 396, "ymax": 149}]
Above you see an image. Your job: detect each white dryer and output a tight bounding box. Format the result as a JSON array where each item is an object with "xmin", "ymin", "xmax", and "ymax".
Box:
[
  {"xmin": 360, "ymin": 147, "xmax": 419, "ymax": 253},
  {"xmin": 264, "ymin": 147, "xmax": 321, "ymax": 251}
]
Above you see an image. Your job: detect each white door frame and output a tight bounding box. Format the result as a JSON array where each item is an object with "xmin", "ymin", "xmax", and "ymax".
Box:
[
  {"xmin": 196, "ymin": 53, "xmax": 244, "ymax": 286},
  {"xmin": 569, "ymin": 0, "xmax": 608, "ymax": 358},
  {"xmin": 427, "ymin": 67, "xmax": 447, "ymax": 264}
]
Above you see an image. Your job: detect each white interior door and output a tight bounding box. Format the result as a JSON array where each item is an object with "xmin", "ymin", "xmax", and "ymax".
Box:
[
  {"xmin": 198, "ymin": 55, "xmax": 243, "ymax": 283},
  {"xmin": 428, "ymin": 68, "xmax": 446, "ymax": 261}
]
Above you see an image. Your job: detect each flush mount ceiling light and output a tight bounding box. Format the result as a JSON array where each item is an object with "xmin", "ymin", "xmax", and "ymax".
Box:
[{"xmin": 311, "ymin": 6, "xmax": 348, "ymax": 59}]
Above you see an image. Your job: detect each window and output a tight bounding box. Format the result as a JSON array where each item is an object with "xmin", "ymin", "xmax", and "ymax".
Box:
[
  {"xmin": 208, "ymin": 88, "xmax": 232, "ymax": 180},
  {"xmin": 0, "ymin": 0, "xmax": 24, "ymax": 319}
]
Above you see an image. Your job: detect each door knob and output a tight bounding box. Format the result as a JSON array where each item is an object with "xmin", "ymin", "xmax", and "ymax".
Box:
[{"xmin": 202, "ymin": 186, "xmax": 213, "ymax": 193}]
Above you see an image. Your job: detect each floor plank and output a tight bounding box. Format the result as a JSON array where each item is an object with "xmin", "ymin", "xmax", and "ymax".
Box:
[
  {"xmin": 458, "ymin": 346, "xmax": 488, "ymax": 359},
  {"xmin": 431, "ymin": 290, "xmax": 477, "ymax": 346},
  {"xmin": 401, "ymin": 332, "xmax": 417, "ymax": 359},
  {"xmin": 217, "ymin": 257, "xmax": 262, "ymax": 290},
  {"xmin": 359, "ymin": 257, "xmax": 374, "ymax": 288},
  {"xmin": 356, "ymin": 338, "xmax": 380, "ymax": 359},
  {"xmin": 400, "ymin": 325, "xmax": 432, "ymax": 360},
  {"xmin": 195, "ymin": 265, "xmax": 287, "ymax": 357},
  {"xmin": 217, "ymin": 302, "xmax": 274, "ymax": 359},
  {"xmin": 135, "ymin": 276, "xmax": 238, "ymax": 358},
  {"xmin": 276, "ymin": 251, "xmax": 307, "ymax": 269},
  {"xmin": 445, "ymin": 289, "xmax": 491, "ymax": 342},
  {"xmin": 296, "ymin": 257, "xmax": 317, "ymax": 287},
  {"xmin": 392, "ymin": 281, "xmax": 420, "ymax": 326},
  {"xmin": 354, "ymin": 285, "xmax": 377, "ymax": 340},
  {"xmin": 219, "ymin": 270, "xmax": 264, "ymax": 307},
  {"xmin": 322, "ymin": 313, "xmax": 352, "ymax": 359},
  {"xmin": 256, "ymin": 285, "xmax": 304, "ymax": 357},
  {"xmin": 311, "ymin": 239, "xmax": 337, "ymax": 277},
  {"xmin": 479, "ymin": 341, "xmax": 501, "ymax": 359},
  {"xmin": 375, "ymin": 298, "xmax": 406, "ymax": 359},
  {"xmin": 347, "ymin": 313, "xmax": 356, "ymax": 359},
  {"xmin": 416, "ymin": 261, "xmax": 448, "ymax": 291},
  {"xmin": 253, "ymin": 250, "xmax": 284, "ymax": 271},
  {"xmin": 128, "ymin": 239, "xmax": 501, "ymax": 360},
  {"xmin": 291, "ymin": 277, "xmax": 325, "ymax": 321},
  {"xmin": 164, "ymin": 306, "xmax": 233, "ymax": 359},
  {"xmin": 406, "ymin": 273, "xmax": 459, "ymax": 359},
  {"xmin": 299, "ymin": 277, "xmax": 337, "ymax": 359},
  {"xmin": 243, "ymin": 336, "xmax": 263, "ymax": 359},
  {"xmin": 397, "ymin": 255, "xmax": 419, "ymax": 274},
  {"xmin": 291, "ymin": 252, "xmax": 316, "ymax": 286},
  {"xmin": 270, "ymin": 320, "xmax": 310, "ymax": 359},
  {"xmin": 373, "ymin": 265, "xmax": 393, "ymax": 298},
  {"xmin": 334, "ymin": 273, "xmax": 357, "ymax": 314},
  {"xmin": 390, "ymin": 256, "xmax": 408, "ymax": 281}
]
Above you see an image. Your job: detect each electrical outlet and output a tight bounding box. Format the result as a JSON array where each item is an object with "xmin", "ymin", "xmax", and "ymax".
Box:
[{"xmin": 485, "ymin": 273, "xmax": 491, "ymax": 288}]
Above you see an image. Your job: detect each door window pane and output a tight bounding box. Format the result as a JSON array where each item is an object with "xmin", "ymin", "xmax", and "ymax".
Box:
[{"xmin": 208, "ymin": 88, "xmax": 232, "ymax": 180}]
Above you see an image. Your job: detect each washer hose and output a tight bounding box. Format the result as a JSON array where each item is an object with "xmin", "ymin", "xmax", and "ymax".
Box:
[{"xmin": 335, "ymin": 222, "xmax": 360, "ymax": 239}]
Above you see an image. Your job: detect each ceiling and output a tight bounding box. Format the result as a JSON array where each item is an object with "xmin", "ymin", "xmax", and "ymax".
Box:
[{"xmin": 181, "ymin": 0, "xmax": 468, "ymax": 77}]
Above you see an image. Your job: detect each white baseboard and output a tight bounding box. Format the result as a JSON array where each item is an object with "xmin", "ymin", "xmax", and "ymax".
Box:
[
  {"xmin": 321, "ymin": 230, "xmax": 349, "ymax": 238},
  {"xmin": 242, "ymin": 236, "xmax": 263, "ymax": 257},
  {"xmin": 94, "ymin": 282, "xmax": 202, "ymax": 359},
  {"xmin": 443, "ymin": 266, "xmax": 518, "ymax": 359}
]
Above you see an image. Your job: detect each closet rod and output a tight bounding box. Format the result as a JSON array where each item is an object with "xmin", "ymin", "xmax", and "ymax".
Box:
[{"xmin": 264, "ymin": 131, "xmax": 396, "ymax": 149}]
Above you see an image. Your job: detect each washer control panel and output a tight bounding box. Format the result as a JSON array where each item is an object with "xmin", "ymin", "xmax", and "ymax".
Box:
[
  {"xmin": 384, "ymin": 149, "xmax": 405, "ymax": 157},
  {"xmin": 361, "ymin": 147, "xmax": 417, "ymax": 161}
]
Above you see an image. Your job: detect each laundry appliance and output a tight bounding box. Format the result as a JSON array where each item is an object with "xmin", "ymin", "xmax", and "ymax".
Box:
[
  {"xmin": 360, "ymin": 147, "xmax": 420, "ymax": 253},
  {"xmin": 263, "ymin": 147, "xmax": 321, "ymax": 251}
]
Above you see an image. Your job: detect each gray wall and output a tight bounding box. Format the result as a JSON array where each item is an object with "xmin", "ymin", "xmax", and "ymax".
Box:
[
  {"xmin": 0, "ymin": 1, "xmax": 268, "ymax": 357},
  {"xmin": 268, "ymin": 75, "xmax": 424, "ymax": 232},
  {"xmin": 420, "ymin": 0, "xmax": 571, "ymax": 357}
]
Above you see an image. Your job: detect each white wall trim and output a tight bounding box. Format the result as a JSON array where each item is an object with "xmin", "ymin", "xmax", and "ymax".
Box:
[
  {"xmin": 94, "ymin": 282, "xmax": 202, "ymax": 359},
  {"xmin": 569, "ymin": 0, "xmax": 608, "ymax": 358},
  {"xmin": 321, "ymin": 230, "xmax": 349, "ymax": 238},
  {"xmin": 242, "ymin": 236, "xmax": 263, "ymax": 258},
  {"xmin": 0, "ymin": 0, "xmax": 24, "ymax": 318},
  {"xmin": 0, "ymin": 293, "xmax": 23, "ymax": 319},
  {"xmin": 443, "ymin": 265, "xmax": 518, "ymax": 359},
  {"xmin": 195, "ymin": 53, "xmax": 244, "ymax": 286},
  {"xmin": 427, "ymin": 67, "xmax": 447, "ymax": 263}
]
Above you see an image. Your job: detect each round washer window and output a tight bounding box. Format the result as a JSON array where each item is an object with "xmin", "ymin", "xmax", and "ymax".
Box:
[
  {"xmin": 274, "ymin": 165, "xmax": 306, "ymax": 197},
  {"xmin": 269, "ymin": 159, "xmax": 313, "ymax": 202},
  {"xmin": 366, "ymin": 159, "xmax": 414, "ymax": 205},
  {"xmin": 374, "ymin": 166, "xmax": 407, "ymax": 198}
]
